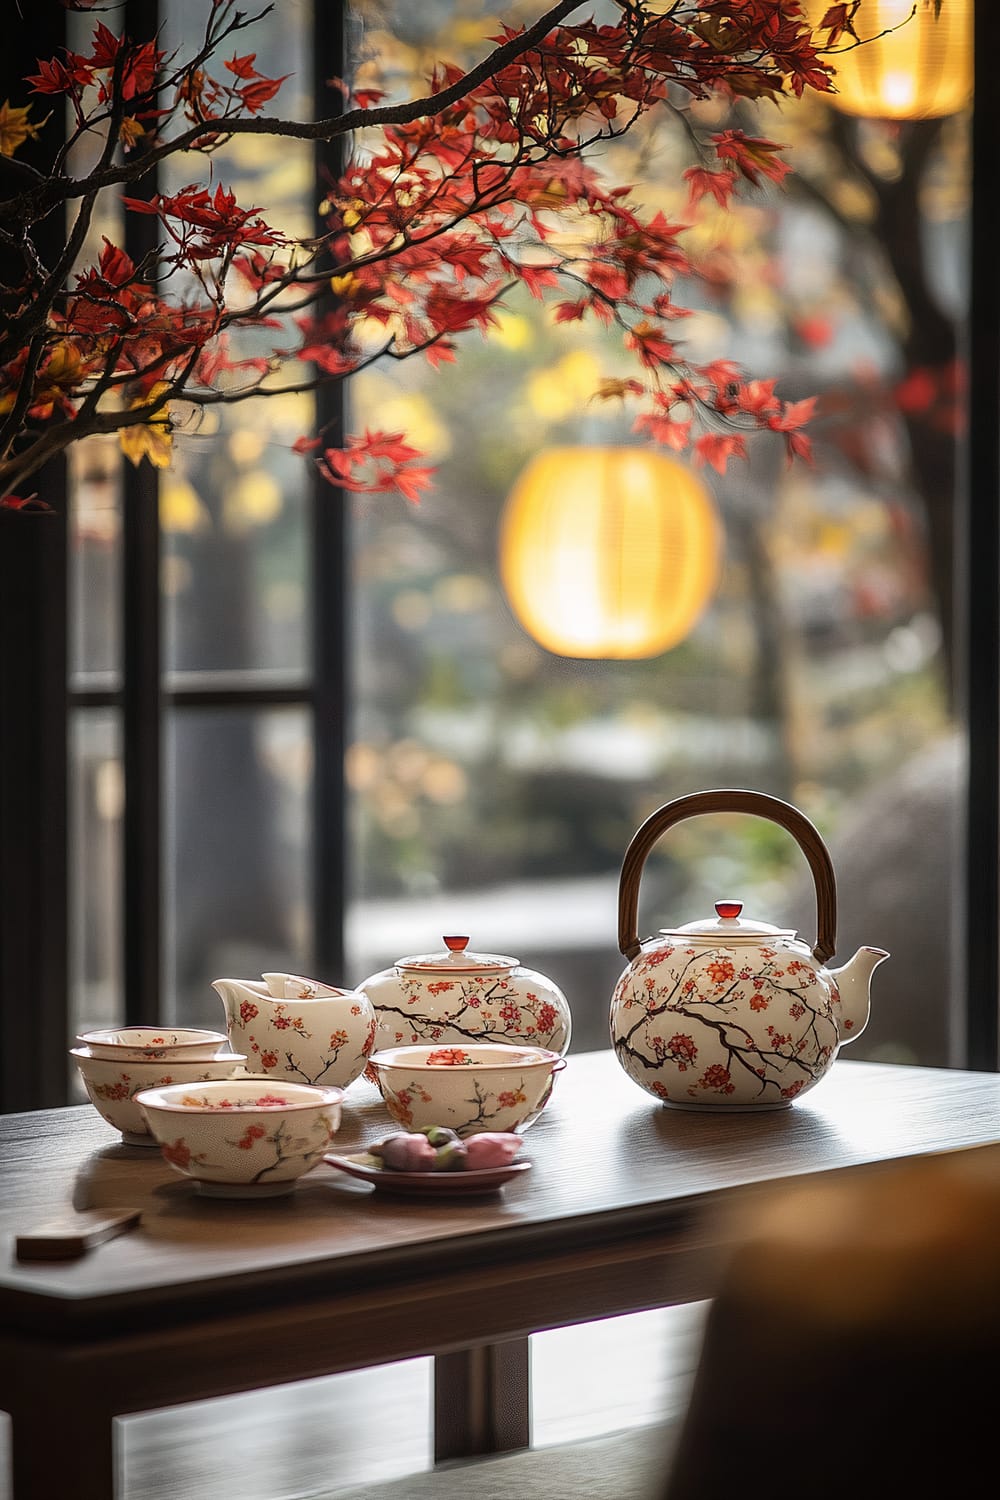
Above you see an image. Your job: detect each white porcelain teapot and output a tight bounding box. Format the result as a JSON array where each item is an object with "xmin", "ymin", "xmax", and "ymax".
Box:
[
  {"xmin": 610, "ymin": 789, "xmax": 889, "ymax": 1111},
  {"xmin": 358, "ymin": 936, "xmax": 572, "ymax": 1056},
  {"xmin": 212, "ymin": 972, "xmax": 377, "ymax": 1089}
]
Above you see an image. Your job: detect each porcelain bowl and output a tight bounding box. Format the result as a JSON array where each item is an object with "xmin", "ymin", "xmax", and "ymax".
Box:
[
  {"xmin": 75, "ymin": 1026, "xmax": 230, "ymax": 1062},
  {"xmin": 135, "ymin": 1078, "xmax": 344, "ymax": 1196},
  {"xmin": 367, "ymin": 1042, "xmax": 566, "ymax": 1137},
  {"xmin": 70, "ymin": 1047, "xmax": 248, "ymax": 1145}
]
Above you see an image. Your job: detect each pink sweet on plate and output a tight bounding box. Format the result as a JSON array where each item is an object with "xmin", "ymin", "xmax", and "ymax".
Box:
[{"xmin": 462, "ymin": 1133, "xmax": 523, "ymax": 1169}]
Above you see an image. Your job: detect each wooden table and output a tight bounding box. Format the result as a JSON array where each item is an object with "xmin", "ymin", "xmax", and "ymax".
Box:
[{"xmin": 4, "ymin": 1051, "xmax": 1000, "ymax": 1499}]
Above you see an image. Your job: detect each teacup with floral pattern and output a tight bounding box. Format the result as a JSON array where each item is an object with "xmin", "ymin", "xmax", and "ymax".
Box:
[
  {"xmin": 367, "ymin": 1042, "xmax": 565, "ymax": 1137},
  {"xmin": 135, "ymin": 1077, "xmax": 343, "ymax": 1196},
  {"xmin": 70, "ymin": 1046, "xmax": 248, "ymax": 1145}
]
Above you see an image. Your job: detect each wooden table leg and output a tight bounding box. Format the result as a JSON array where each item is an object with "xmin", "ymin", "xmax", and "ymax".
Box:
[
  {"xmin": 10, "ymin": 1402, "xmax": 117, "ymax": 1499},
  {"xmin": 433, "ymin": 1338, "xmax": 530, "ymax": 1463}
]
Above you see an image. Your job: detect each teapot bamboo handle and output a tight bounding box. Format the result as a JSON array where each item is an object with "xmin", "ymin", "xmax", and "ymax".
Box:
[{"xmin": 617, "ymin": 789, "xmax": 837, "ymax": 964}]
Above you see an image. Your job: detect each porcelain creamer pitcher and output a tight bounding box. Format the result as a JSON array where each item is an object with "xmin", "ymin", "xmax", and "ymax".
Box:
[
  {"xmin": 212, "ymin": 972, "xmax": 377, "ymax": 1089},
  {"xmin": 610, "ymin": 789, "xmax": 888, "ymax": 1111}
]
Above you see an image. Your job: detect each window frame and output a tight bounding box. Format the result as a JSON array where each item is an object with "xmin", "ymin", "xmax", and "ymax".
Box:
[{"xmin": 1, "ymin": 1, "xmax": 996, "ymax": 1111}]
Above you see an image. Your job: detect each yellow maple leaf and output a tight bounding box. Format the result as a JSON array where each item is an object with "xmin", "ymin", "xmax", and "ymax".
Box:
[
  {"xmin": 118, "ymin": 116, "xmax": 146, "ymax": 151},
  {"xmin": 0, "ymin": 99, "xmax": 48, "ymax": 158},
  {"xmin": 119, "ymin": 384, "xmax": 174, "ymax": 470}
]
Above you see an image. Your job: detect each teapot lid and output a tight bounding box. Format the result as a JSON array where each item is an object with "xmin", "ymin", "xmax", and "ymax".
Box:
[
  {"xmin": 395, "ymin": 935, "xmax": 518, "ymax": 975},
  {"xmin": 661, "ymin": 900, "xmax": 798, "ymax": 942}
]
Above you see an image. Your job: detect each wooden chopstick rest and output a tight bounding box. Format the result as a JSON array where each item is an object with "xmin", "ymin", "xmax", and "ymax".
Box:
[{"xmin": 15, "ymin": 1208, "xmax": 142, "ymax": 1261}]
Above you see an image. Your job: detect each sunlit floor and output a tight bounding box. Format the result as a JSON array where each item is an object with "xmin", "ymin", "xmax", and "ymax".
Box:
[{"xmin": 0, "ymin": 1304, "xmax": 707, "ymax": 1499}]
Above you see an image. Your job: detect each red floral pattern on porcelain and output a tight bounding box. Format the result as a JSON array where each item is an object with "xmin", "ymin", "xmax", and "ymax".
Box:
[
  {"xmin": 358, "ymin": 938, "xmax": 572, "ymax": 1056},
  {"xmin": 135, "ymin": 1077, "xmax": 343, "ymax": 1193},
  {"xmin": 610, "ymin": 793, "xmax": 889, "ymax": 1110},
  {"xmin": 69, "ymin": 1047, "xmax": 247, "ymax": 1139},
  {"xmin": 367, "ymin": 1042, "xmax": 565, "ymax": 1137},
  {"xmin": 612, "ymin": 938, "xmax": 847, "ymax": 1110},
  {"xmin": 213, "ymin": 975, "xmax": 378, "ymax": 1089}
]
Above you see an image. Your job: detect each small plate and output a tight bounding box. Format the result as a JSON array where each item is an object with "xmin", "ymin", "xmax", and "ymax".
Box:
[{"xmin": 324, "ymin": 1151, "xmax": 531, "ymax": 1196}]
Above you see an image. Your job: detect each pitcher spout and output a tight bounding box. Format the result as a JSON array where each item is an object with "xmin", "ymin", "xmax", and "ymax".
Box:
[
  {"xmin": 211, "ymin": 976, "xmax": 268, "ymax": 1028},
  {"xmin": 830, "ymin": 946, "xmax": 890, "ymax": 1043}
]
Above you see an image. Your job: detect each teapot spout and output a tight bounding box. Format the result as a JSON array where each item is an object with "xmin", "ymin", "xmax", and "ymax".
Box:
[{"xmin": 830, "ymin": 946, "xmax": 889, "ymax": 1044}]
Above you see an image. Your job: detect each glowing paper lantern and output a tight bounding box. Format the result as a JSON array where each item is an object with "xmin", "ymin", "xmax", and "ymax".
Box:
[
  {"xmin": 499, "ymin": 446, "xmax": 721, "ymax": 660},
  {"xmin": 811, "ymin": 0, "xmax": 972, "ymax": 120}
]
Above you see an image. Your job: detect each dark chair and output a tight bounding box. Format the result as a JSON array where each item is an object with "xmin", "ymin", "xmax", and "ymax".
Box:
[{"xmin": 660, "ymin": 1142, "xmax": 1000, "ymax": 1499}]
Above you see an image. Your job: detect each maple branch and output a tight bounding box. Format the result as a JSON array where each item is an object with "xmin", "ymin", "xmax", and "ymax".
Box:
[
  {"xmin": 0, "ymin": 0, "xmax": 589, "ymax": 224},
  {"xmin": 1, "ymin": 1, "xmax": 840, "ymax": 499}
]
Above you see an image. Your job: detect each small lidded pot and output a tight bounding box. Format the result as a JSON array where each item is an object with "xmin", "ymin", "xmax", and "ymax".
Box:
[{"xmin": 358, "ymin": 936, "xmax": 572, "ymax": 1056}]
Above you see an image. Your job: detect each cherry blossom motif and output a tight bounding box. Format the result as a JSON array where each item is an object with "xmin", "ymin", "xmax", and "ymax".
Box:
[
  {"xmin": 224, "ymin": 983, "xmax": 375, "ymax": 1088},
  {"xmin": 426, "ymin": 1047, "xmax": 472, "ymax": 1066},
  {"xmin": 370, "ymin": 971, "xmax": 570, "ymax": 1054},
  {"xmin": 394, "ymin": 1075, "xmax": 525, "ymax": 1132},
  {"xmin": 651, "ymin": 1033, "xmax": 698, "ymax": 1071},
  {"xmin": 706, "ymin": 957, "xmax": 735, "ymax": 986},
  {"xmin": 161, "ymin": 1139, "xmax": 191, "ymax": 1168},
  {"xmin": 699, "ymin": 1064, "xmax": 735, "ymax": 1096},
  {"xmin": 383, "ymin": 1084, "xmax": 433, "ymax": 1128},
  {"xmin": 612, "ymin": 939, "xmax": 845, "ymax": 1110}
]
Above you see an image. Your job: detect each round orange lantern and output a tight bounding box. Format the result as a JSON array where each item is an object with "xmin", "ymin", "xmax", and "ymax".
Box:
[
  {"xmin": 809, "ymin": 0, "xmax": 972, "ymax": 120},
  {"xmin": 498, "ymin": 446, "xmax": 721, "ymax": 660}
]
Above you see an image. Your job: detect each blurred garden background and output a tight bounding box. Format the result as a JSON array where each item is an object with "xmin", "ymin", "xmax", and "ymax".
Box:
[{"xmin": 68, "ymin": 0, "xmax": 969, "ymax": 1066}]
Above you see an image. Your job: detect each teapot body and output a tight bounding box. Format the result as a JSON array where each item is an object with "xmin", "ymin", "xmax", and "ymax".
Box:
[
  {"xmin": 358, "ymin": 937, "xmax": 572, "ymax": 1056},
  {"xmin": 212, "ymin": 975, "xmax": 377, "ymax": 1089},
  {"xmin": 610, "ymin": 789, "xmax": 888, "ymax": 1111},
  {"xmin": 611, "ymin": 933, "xmax": 842, "ymax": 1111}
]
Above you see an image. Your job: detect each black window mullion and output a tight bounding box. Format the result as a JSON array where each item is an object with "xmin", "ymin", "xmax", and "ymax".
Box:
[
  {"xmin": 961, "ymin": 0, "xmax": 1000, "ymax": 1071},
  {"xmin": 310, "ymin": 1, "xmax": 348, "ymax": 983},
  {"xmin": 0, "ymin": 9, "xmax": 69, "ymax": 1109},
  {"xmin": 122, "ymin": 0, "xmax": 163, "ymax": 1026}
]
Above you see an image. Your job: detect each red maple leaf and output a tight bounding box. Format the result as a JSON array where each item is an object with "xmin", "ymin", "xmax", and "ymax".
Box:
[
  {"xmin": 320, "ymin": 430, "xmax": 434, "ymax": 505},
  {"xmin": 239, "ymin": 75, "xmax": 289, "ymax": 114},
  {"xmin": 633, "ymin": 410, "xmax": 693, "ymax": 451},
  {"xmin": 553, "ymin": 300, "xmax": 589, "ymax": 324},
  {"xmin": 624, "ymin": 322, "xmax": 677, "ymax": 371},
  {"xmin": 768, "ymin": 396, "xmax": 818, "ymax": 431},
  {"xmin": 683, "ymin": 167, "xmax": 737, "ymax": 208},
  {"xmin": 26, "ymin": 53, "xmax": 92, "ymax": 95},
  {"xmin": 713, "ymin": 130, "xmax": 792, "ymax": 188},
  {"xmin": 694, "ymin": 432, "xmax": 748, "ymax": 474},
  {"xmin": 225, "ymin": 53, "xmax": 259, "ymax": 80}
]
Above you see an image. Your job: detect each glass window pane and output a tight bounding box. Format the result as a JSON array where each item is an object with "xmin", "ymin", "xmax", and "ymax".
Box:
[
  {"xmin": 69, "ymin": 436, "xmax": 123, "ymax": 683},
  {"xmin": 164, "ymin": 707, "xmax": 312, "ymax": 1028},
  {"xmin": 158, "ymin": 0, "xmax": 314, "ymax": 677},
  {"xmin": 345, "ymin": 4, "xmax": 968, "ymax": 1068},
  {"xmin": 162, "ymin": 419, "xmax": 312, "ymax": 677},
  {"xmin": 70, "ymin": 710, "xmax": 123, "ymax": 1051}
]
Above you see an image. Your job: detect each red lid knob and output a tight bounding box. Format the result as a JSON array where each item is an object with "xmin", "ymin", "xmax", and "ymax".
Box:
[
  {"xmin": 715, "ymin": 901, "xmax": 743, "ymax": 920},
  {"xmin": 443, "ymin": 935, "xmax": 470, "ymax": 952}
]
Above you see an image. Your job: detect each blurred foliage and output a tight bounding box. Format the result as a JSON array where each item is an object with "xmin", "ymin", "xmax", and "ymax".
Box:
[{"xmin": 345, "ymin": 1, "xmax": 959, "ymax": 901}]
